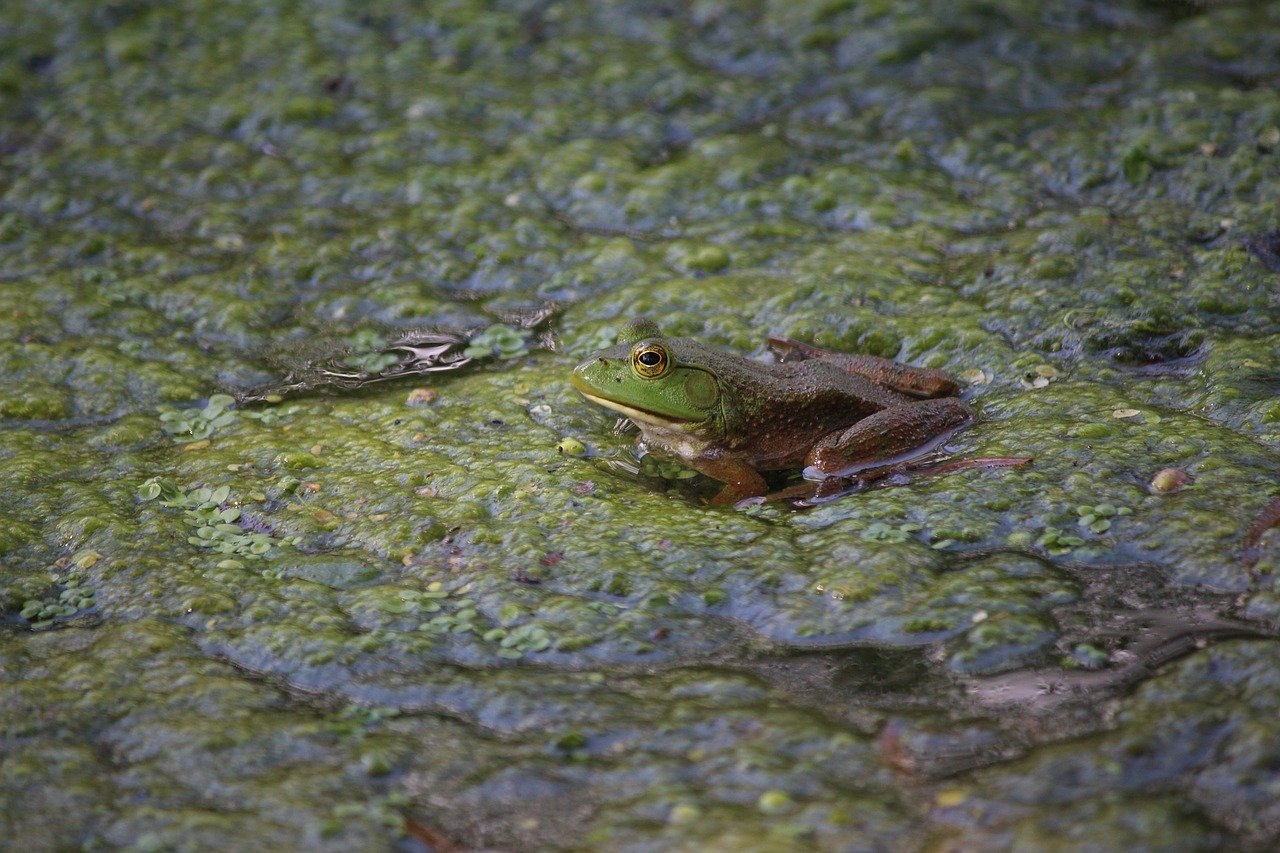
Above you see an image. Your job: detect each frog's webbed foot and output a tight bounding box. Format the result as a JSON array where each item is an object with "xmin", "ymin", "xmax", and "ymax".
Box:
[
  {"xmin": 767, "ymin": 336, "xmax": 961, "ymax": 399},
  {"xmin": 804, "ymin": 398, "xmax": 974, "ymax": 479}
]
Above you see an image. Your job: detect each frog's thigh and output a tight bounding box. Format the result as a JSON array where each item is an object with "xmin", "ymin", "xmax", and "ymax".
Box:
[
  {"xmin": 770, "ymin": 337, "xmax": 959, "ymax": 398},
  {"xmin": 692, "ymin": 455, "xmax": 770, "ymax": 505},
  {"xmin": 805, "ymin": 399, "xmax": 973, "ymax": 476}
]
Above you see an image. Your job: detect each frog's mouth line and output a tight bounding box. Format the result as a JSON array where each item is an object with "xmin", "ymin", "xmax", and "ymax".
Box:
[{"xmin": 574, "ymin": 389, "xmax": 687, "ymax": 426}]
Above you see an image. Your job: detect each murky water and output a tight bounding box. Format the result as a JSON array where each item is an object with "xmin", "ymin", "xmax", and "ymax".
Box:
[{"xmin": 3, "ymin": 1, "xmax": 1280, "ymax": 848}]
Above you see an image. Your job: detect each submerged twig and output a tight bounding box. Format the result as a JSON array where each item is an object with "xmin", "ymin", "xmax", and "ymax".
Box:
[{"xmin": 232, "ymin": 307, "xmax": 558, "ymax": 404}]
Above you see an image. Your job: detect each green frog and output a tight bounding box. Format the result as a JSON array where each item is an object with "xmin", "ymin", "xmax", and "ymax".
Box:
[{"xmin": 571, "ymin": 319, "xmax": 974, "ymax": 505}]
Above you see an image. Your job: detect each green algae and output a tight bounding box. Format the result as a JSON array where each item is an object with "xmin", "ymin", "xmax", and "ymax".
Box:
[{"xmin": 3, "ymin": 0, "xmax": 1280, "ymax": 849}]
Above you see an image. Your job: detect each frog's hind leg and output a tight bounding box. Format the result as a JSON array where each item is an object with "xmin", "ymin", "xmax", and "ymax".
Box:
[
  {"xmin": 768, "ymin": 336, "xmax": 960, "ymax": 399},
  {"xmin": 803, "ymin": 398, "xmax": 973, "ymax": 480},
  {"xmin": 692, "ymin": 454, "xmax": 770, "ymax": 506}
]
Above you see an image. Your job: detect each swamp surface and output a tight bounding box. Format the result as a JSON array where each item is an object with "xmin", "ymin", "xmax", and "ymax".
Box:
[{"xmin": 3, "ymin": 0, "xmax": 1280, "ymax": 849}]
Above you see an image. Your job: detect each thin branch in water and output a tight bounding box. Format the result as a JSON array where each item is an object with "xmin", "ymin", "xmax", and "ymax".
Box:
[{"xmin": 233, "ymin": 307, "xmax": 558, "ymax": 404}]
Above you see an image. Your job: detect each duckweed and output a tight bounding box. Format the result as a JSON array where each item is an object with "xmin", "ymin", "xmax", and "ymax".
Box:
[
  {"xmin": 463, "ymin": 325, "xmax": 529, "ymax": 360},
  {"xmin": 18, "ymin": 573, "xmax": 96, "ymax": 630},
  {"xmin": 1077, "ymin": 503, "xmax": 1133, "ymax": 534},
  {"xmin": 861, "ymin": 521, "xmax": 924, "ymax": 543},
  {"xmin": 327, "ymin": 794, "xmax": 411, "ymax": 837},
  {"xmin": 639, "ymin": 456, "xmax": 701, "ymax": 481},
  {"xmin": 5, "ymin": 1, "xmax": 1280, "ymax": 850},
  {"xmin": 757, "ymin": 790, "xmax": 794, "ymax": 815},
  {"xmin": 157, "ymin": 394, "xmax": 294, "ymax": 442},
  {"xmin": 1036, "ymin": 527, "xmax": 1086, "ymax": 556},
  {"xmin": 137, "ymin": 478, "xmax": 290, "ymax": 560},
  {"xmin": 343, "ymin": 330, "xmax": 401, "ymax": 374},
  {"xmin": 157, "ymin": 394, "xmax": 239, "ymax": 443}
]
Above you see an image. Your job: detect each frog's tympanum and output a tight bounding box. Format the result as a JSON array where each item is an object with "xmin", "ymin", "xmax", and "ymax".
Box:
[{"xmin": 572, "ymin": 319, "xmax": 974, "ymax": 505}]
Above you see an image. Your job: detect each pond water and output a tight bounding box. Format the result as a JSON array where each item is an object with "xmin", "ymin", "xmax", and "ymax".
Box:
[{"xmin": 3, "ymin": 1, "xmax": 1280, "ymax": 848}]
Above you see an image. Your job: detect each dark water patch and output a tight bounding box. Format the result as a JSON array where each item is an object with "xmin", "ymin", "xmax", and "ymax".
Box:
[
  {"xmin": 1244, "ymin": 231, "xmax": 1280, "ymax": 273},
  {"xmin": 1089, "ymin": 326, "xmax": 1207, "ymax": 370}
]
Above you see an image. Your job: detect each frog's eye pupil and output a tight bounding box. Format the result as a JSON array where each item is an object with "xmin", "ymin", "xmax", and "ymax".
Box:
[{"xmin": 633, "ymin": 345, "xmax": 669, "ymax": 377}]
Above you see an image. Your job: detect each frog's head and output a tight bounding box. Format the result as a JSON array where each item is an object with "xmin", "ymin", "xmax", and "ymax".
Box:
[{"xmin": 571, "ymin": 319, "xmax": 724, "ymax": 430}]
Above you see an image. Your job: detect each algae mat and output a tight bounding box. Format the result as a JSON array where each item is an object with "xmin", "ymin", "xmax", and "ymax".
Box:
[{"xmin": 4, "ymin": 1, "xmax": 1280, "ymax": 849}]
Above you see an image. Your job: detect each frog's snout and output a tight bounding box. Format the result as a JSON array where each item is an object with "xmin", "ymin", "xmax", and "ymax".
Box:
[
  {"xmin": 572, "ymin": 357, "xmax": 626, "ymax": 394},
  {"xmin": 570, "ymin": 360, "xmax": 599, "ymax": 393}
]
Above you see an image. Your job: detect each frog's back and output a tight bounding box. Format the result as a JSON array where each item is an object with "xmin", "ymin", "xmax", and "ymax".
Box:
[
  {"xmin": 716, "ymin": 358, "xmax": 907, "ymax": 416},
  {"xmin": 682, "ymin": 343, "xmax": 911, "ymax": 468}
]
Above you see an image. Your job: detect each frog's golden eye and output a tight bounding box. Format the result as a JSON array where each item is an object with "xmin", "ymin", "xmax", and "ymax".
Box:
[{"xmin": 632, "ymin": 343, "xmax": 670, "ymax": 378}]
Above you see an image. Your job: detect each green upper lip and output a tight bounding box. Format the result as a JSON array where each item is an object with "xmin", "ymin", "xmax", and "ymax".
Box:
[{"xmin": 571, "ymin": 368, "xmax": 686, "ymax": 424}]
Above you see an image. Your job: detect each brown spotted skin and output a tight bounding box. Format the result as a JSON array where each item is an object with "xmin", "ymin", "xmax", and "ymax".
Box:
[
  {"xmin": 805, "ymin": 398, "xmax": 973, "ymax": 476},
  {"xmin": 706, "ymin": 357, "xmax": 908, "ymax": 470},
  {"xmin": 768, "ymin": 336, "xmax": 961, "ymax": 398}
]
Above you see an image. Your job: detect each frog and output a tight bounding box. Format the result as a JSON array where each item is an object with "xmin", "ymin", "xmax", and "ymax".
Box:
[{"xmin": 571, "ymin": 318, "xmax": 975, "ymax": 505}]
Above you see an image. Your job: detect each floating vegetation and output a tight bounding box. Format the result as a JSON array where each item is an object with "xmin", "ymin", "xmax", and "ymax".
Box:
[
  {"xmin": 1076, "ymin": 503, "xmax": 1132, "ymax": 534},
  {"xmin": 158, "ymin": 394, "xmax": 239, "ymax": 443},
  {"xmin": 341, "ymin": 330, "xmax": 403, "ymax": 374},
  {"xmin": 325, "ymin": 794, "xmax": 411, "ymax": 838},
  {"xmin": 860, "ymin": 521, "xmax": 924, "ymax": 543},
  {"xmin": 461, "ymin": 324, "xmax": 530, "ymax": 360},
  {"xmin": 18, "ymin": 573, "xmax": 96, "ymax": 630},
  {"xmin": 137, "ymin": 478, "xmax": 295, "ymax": 560},
  {"xmin": 1036, "ymin": 527, "xmax": 1085, "ymax": 556},
  {"xmin": 158, "ymin": 394, "xmax": 296, "ymax": 442},
  {"xmin": 485, "ymin": 622, "xmax": 554, "ymax": 659}
]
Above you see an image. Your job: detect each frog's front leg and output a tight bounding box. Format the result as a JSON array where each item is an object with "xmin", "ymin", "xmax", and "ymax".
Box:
[
  {"xmin": 804, "ymin": 398, "xmax": 973, "ymax": 479},
  {"xmin": 768, "ymin": 336, "xmax": 960, "ymax": 399},
  {"xmin": 691, "ymin": 451, "xmax": 770, "ymax": 506}
]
